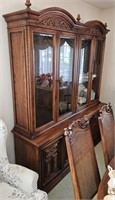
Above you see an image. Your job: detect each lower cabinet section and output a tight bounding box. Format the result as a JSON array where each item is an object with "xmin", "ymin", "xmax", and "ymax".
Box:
[
  {"xmin": 14, "ymin": 104, "xmax": 102, "ymax": 193},
  {"xmin": 40, "ymin": 136, "xmax": 69, "ymax": 192},
  {"xmin": 14, "ymin": 134, "xmax": 69, "ymax": 193}
]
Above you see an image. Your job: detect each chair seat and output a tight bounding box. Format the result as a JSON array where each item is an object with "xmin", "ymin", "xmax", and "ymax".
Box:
[{"xmin": 0, "ymin": 181, "xmax": 48, "ymax": 200}]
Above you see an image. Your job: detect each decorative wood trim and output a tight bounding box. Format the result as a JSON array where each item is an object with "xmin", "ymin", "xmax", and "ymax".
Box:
[
  {"xmin": 37, "ymin": 17, "xmax": 71, "ymax": 30},
  {"xmin": 99, "ymin": 103, "xmax": 113, "ymax": 116},
  {"xmin": 3, "ymin": 7, "xmax": 109, "ymax": 35}
]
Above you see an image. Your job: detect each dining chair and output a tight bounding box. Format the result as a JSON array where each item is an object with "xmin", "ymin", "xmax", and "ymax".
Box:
[
  {"xmin": 98, "ymin": 103, "xmax": 115, "ymax": 167},
  {"xmin": 64, "ymin": 116, "xmax": 100, "ymax": 200}
]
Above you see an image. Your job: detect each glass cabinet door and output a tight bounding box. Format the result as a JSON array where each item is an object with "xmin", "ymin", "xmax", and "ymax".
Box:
[
  {"xmin": 59, "ymin": 36, "xmax": 74, "ymax": 116},
  {"xmin": 91, "ymin": 39, "xmax": 104, "ymax": 101},
  {"xmin": 34, "ymin": 33, "xmax": 53, "ymax": 128},
  {"xmin": 78, "ymin": 38, "xmax": 91, "ymax": 106}
]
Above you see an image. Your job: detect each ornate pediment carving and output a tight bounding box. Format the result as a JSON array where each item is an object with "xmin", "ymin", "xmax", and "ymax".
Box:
[
  {"xmin": 38, "ymin": 17, "xmax": 72, "ymax": 30},
  {"xmin": 85, "ymin": 20, "xmax": 109, "ymax": 36},
  {"xmin": 86, "ymin": 27, "xmax": 102, "ymax": 36}
]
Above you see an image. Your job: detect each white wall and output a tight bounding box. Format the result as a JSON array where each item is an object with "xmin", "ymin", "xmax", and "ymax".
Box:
[
  {"xmin": 100, "ymin": 7, "xmax": 115, "ymax": 115},
  {"xmin": 0, "ymin": 0, "xmax": 114, "ymax": 163}
]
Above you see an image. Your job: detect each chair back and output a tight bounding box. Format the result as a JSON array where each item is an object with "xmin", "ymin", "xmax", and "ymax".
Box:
[
  {"xmin": 64, "ymin": 116, "xmax": 100, "ymax": 200},
  {"xmin": 98, "ymin": 103, "xmax": 115, "ymax": 167},
  {"xmin": 0, "ymin": 119, "xmax": 9, "ymax": 164}
]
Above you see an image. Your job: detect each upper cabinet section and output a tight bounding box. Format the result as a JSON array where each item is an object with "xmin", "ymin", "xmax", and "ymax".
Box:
[
  {"xmin": 3, "ymin": 2, "xmax": 109, "ymax": 35},
  {"xmin": 3, "ymin": 1, "xmax": 109, "ymax": 137}
]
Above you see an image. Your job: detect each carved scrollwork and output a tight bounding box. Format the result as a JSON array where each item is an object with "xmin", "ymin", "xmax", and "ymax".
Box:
[
  {"xmin": 64, "ymin": 115, "xmax": 91, "ymax": 144},
  {"xmin": 100, "ymin": 103, "xmax": 113, "ymax": 115},
  {"xmin": 77, "ymin": 116, "xmax": 90, "ymax": 129},
  {"xmin": 86, "ymin": 27, "xmax": 102, "ymax": 36},
  {"xmin": 71, "ymin": 115, "xmax": 91, "ymax": 129},
  {"xmin": 39, "ymin": 17, "xmax": 72, "ymax": 30}
]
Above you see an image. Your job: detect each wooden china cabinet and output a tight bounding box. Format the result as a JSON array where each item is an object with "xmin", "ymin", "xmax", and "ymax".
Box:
[{"xmin": 3, "ymin": 0, "xmax": 109, "ymax": 192}]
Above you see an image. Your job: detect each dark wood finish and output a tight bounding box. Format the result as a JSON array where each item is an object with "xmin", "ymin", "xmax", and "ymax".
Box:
[
  {"xmin": 97, "ymin": 156, "xmax": 115, "ymax": 200},
  {"xmin": 64, "ymin": 116, "xmax": 101, "ymax": 200},
  {"xmin": 98, "ymin": 103, "xmax": 115, "ymax": 167},
  {"xmin": 3, "ymin": 1, "xmax": 109, "ymax": 192},
  {"xmin": 90, "ymin": 111, "xmax": 101, "ymax": 146}
]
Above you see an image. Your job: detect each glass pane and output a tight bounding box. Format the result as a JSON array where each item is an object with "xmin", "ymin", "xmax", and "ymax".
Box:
[
  {"xmin": 78, "ymin": 38, "xmax": 91, "ymax": 105},
  {"xmin": 59, "ymin": 37, "xmax": 74, "ymax": 116},
  {"xmin": 91, "ymin": 40, "xmax": 103, "ymax": 101},
  {"xmin": 34, "ymin": 33, "xmax": 53, "ymax": 128}
]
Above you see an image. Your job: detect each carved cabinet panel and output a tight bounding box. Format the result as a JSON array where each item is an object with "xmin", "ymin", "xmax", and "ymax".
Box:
[
  {"xmin": 41, "ymin": 140, "xmax": 61, "ymax": 181},
  {"xmin": 40, "ymin": 136, "xmax": 69, "ymax": 191}
]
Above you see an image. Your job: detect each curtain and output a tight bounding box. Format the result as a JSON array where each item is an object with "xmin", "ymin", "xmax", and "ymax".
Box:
[
  {"xmin": 60, "ymin": 39, "xmax": 74, "ymax": 82},
  {"xmin": 34, "ymin": 34, "xmax": 74, "ymax": 81},
  {"xmin": 34, "ymin": 35, "xmax": 53, "ymax": 75}
]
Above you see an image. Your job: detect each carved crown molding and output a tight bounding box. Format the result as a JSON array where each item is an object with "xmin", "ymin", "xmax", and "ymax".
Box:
[{"xmin": 3, "ymin": 5, "xmax": 109, "ymax": 35}]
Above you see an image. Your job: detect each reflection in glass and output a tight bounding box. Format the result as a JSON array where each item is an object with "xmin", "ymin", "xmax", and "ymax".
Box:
[
  {"xmin": 91, "ymin": 40, "xmax": 103, "ymax": 101},
  {"xmin": 59, "ymin": 37, "xmax": 74, "ymax": 116},
  {"xmin": 78, "ymin": 38, "xmax": 91, "ymax": 105},
  {"xmin": 34, "ymin": 33, "xmax": 53, "ymax": 128}
]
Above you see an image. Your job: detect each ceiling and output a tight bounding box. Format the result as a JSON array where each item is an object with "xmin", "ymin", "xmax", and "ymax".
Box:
[{"xmin": 81, "ymin": 0, "xmax": 115, "ymax": 9}]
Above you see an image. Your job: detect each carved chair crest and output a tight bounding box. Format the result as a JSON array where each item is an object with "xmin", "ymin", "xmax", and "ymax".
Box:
[
  {"xmin": 64, "ymin": 115, "xmax": 91, "ymax": 143},
  {"xmin": 99, "ymin": 103, "xmax": 114, "ymax": 118}
]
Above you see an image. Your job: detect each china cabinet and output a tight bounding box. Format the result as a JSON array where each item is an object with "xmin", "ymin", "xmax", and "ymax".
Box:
[{"xmin": 3, "ymin": 0, "xmax": 109, "ymax": 192}]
